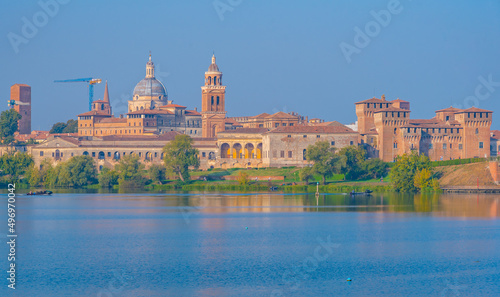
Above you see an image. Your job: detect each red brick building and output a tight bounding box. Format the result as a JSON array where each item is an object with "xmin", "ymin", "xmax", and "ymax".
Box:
[{"xmin": 356, "ymin": 95, "xmax": 493, "ymax": 161}]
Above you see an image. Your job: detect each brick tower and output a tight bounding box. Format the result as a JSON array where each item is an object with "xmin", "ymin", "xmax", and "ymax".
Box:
[
  {"xmin": 201, "ymin": 54, "xmax": 226, "ymax": 138},
  {"xmin": 10, "ymin": 84, "xmax": 31, "ymax": 135},
  {"xmin": 454, "ymin": 107, "xmax": 493, "ymax": 158},
  {"xmin": 374, "ymin": 106, "xmax": 410, "ymax": 162}
]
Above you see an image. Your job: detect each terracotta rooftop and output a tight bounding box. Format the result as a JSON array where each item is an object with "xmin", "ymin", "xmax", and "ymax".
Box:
[
  {"xmin": 224, "ymin": 118, "xmax": 242, "ymax": 125},
  {"xmin": 268, "ymin": 125, "xmax": 355, "ymax": 134},
  {"xmin": 355, "ymin": 97, "xmax": 387, "ymax": 104},
  {"xmin": 218, "ymin": 128, "xmax": 269, "ymax": 134},
  {"xmin": 409, "ymin": 119, "xmax": 439, "ymax": 125},
  {"xmin": 185, "ymin": 110, "xmax": 201, "ymax": 116},
  {"xmin": 159, "ymin": 104, "xmax": 187, "ymax": 109},
  {"xmin": 315, "ymin": 120, "xmax": 345, "ymax": 127},
  {"xmin": 391, "ymin": 98, "xmax": 409, "ymax": 103},
  {"xmin": 457, "ymin": 107, "xmax": 493, "ymax": 113},
  {"xmin": 249, "ymin": 113, "xmax": 271, "ymax": 119},
  {"xmin": 268, "ymin": 111, "xmax": 298, "ymax": 119},
  {"xmin": 435, "ymin": 106, "xmax": 463, "ymax": 113},
  {"xmin": 491, "ymin": 130, "xmax": 500, "ymax": 140},
  {"xmin": 100, "ymin": 131, "xmax": 180, "ymax": 141},
  {"xmin": 78, "ymin": 110, "xmax": 111, "ymax": 117}
]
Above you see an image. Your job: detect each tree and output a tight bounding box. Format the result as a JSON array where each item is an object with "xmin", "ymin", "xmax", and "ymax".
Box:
[
  {"xmin": 26, "ymin": 165, "xmax": 41, "ymax": 187},
  {"xmin": 390, "ymin": 151, "xmax": 433, "ymax": 192},
  {"xmin": 148, "ymin": 164, "xmax": 165, "ymax": 185},
  {"xmin": 360, "ymin": 158, "xmax": 388, "ymax": 180},
  {"xmin": 63, "ymin": 155, "xmax": 97, "ymax": 187},
  {"xmin": 0, "ymin": 109, "xmax": 22, "ymax": 144},
  {"xmin": 305, "ymin": 141, "xmax": 345, "ymax": 184},
  {"xmin": 299, "ymin": 166, "xmax": 314, "ymax": 183},
  {"xmin": 0, "ymin": 152, "xmax": 33, "ymax": 181},
  {"xmin": 49, "ymin": 122, "xmax": 67, "ymax": 134},
  {"xmin": 163, "ymin": 134, "xmax": 199, "ymax": 182},
  {"xmin": 338, "ymin": 146, "xmax": 366, "ymax": 180},
  {"xmin": 62, "ymin": 119, "xmax": 78, "ymax": 133},
  {"xmin": 98, "ymin": 167, "xmax": 119, "ymax": 188},
  {"xmin": 414, "ymin": 168, "xmax": 432, "ymax": 189},
  {"xmin": 237, "ymin": 171, "xmax": 249, "ymax": 185},
  {"xmin": 50, "ymin": 119, "xmax": 78, "ymax": 134},
  {"xmin": 115, "ymin": 154, "xmax": 146, "ymax": 188}
]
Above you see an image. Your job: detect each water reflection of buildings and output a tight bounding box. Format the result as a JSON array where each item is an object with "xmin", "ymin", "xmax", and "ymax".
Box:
[{"xmin": 174, "ymin": 193, "xmax": 500, "ymax": 218}]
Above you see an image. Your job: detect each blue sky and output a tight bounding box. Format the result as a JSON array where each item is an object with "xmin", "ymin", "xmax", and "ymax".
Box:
[{"xmin": 1, "ymin": 0, "xmax": 499, "ymax": 130}]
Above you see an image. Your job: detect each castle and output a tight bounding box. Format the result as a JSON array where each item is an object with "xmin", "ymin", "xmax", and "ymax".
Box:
[{"xmin": 8, "ymin": 53, "xmax": 496, "ymax": 171}]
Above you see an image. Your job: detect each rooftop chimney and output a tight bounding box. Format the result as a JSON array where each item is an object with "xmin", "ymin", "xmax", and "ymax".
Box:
[{"xmin": 381, "ymin": 94, "xmax": 386, "ymax": 101}]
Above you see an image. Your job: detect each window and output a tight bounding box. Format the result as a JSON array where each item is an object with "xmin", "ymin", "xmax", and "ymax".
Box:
[
  {"xmin": 446, "ymin": 116, "xmax": 449, "ymax": 121},
  {"xmin": 443, "ymin": 144, "xmax": 446, "ymax": 150},
  {"xmin": 303, "ymin": 135, "xmax": 307, "ymax": 138},
  {"xmin": 475, "ymin": 128, "xmax": 479, "ymax": 135},
  {"xmin": 287, "ymin": 135, "xmax": 291, "ymax": 138},
  {"xmin": 202, "ymin": 152, "xmax": 206, "ymax": 158},
  {"xmin": 259, "ymin": 124, "xmax": 263, "ymax": 128},
  {"xmin": 459, "ymin": 144, "xmax": 463, "ymax": 150},
  {"xmin": 288, "ymin": 151, "xmax": 292, "ymax": 158},
  {"xmin": 289, "ymin": 123, "xmax": 294, "ymax": 126},
  {"xmin": 316, "ymin": 135, "xmax": 320, "ymax": 138},
  {"xmin": 331, "ymin": 141, "xmax": 335, "ymax": 146},
  {"xmin": 479, "ymin": 142, "xmax": 484, "ymax": 149},
  {"xmin": 429, "ymin": 143, "xmax": 433, "ymax": 149},
  {"xmin": 303, "ymin": 149, "xmax": 307, "ymax": 160},
  {"xmin": 40, "ymin": 151, "xmax": 44, "ymax": 156},
  {"xmin": 394, "ymin": 143, "xmax": 397, "ymax": 148},
  {"xmin": 367, "ymin": 103, "xmax": 370, "ymax": 108},
  {"xmin": 275, "ymin": 123, "xmax": 279, "ymax": 128},
  {"xmin": 92, "ymin": 152, "xmax": 96, "ymax": 157},
  {"xmin": 282, "ymin": 123, "xmax": 286, "ymax": 126},
  {"xmin": 107, "ymin": 152, "xmax": 111, "ymax": 157},
  {"xmin": 350, "ymin": 141, "xmax": 354, "ymax": 145},
  {"xmin": 280, "ymin": 151, "xmax": 285, "ymax": 158},
  {"xmin": 450, "ymin": 143, "xmax": 452, "ymax": 149}
]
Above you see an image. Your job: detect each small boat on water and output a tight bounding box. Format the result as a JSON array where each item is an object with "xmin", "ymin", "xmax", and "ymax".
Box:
[
  {"xmin": 26, "ymin": 190, "xmax": 53, "ymax": 196},
  {"xmin": 349, "ymin": 190, "xmax": 372, "ymax": 196}
]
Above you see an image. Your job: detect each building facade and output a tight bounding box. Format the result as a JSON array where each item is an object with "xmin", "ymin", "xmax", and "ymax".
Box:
[{"xmin": 357, "ymin": 95, "xmax": 493, "ymax": 161}]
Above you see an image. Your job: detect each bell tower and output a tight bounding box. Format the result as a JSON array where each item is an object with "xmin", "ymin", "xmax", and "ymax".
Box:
[{"xmin": 201, "ymin": 54, "xmax": 226, "ymax": 138}]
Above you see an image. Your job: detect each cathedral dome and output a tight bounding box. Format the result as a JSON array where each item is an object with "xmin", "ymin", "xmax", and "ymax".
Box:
[
  {"xmin": 133, "ymin": 77, "xmax": 167, "ymax": 97},
  {"xmin": 133, "ymin": 54, "xmax": 168, "ymax": 99}
]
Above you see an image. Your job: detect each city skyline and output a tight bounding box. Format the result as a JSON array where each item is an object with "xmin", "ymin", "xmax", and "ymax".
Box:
[{"xmin": 1, "ymin": 0, "xmax": 499, "ymax": 130}]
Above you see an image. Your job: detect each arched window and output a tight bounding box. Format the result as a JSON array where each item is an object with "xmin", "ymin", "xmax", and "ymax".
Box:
[
  {"xmin": 213, "ymin": 76, "xmax": 217, "ymax": 85},
  {"xmin": 101, "ymin": 104, "xmax": 104, "ymax": 110},
  {"xmin": 303, "ymin": 149, "xmax": 307, "ymax": 160},
  {"xmin": 217, "ymin": 96, "xmax": 220, "ymax": 105},
  {"xmin": 208, "ymin": 77, "xmax": 212, "ymax": 85},
  {"xmin": 475, "ymin": 128, "xmax": 479, "ymax": 134},
  {"xmin": 211, "ymin": 96, "xmax": 214, "ymax": 105}
]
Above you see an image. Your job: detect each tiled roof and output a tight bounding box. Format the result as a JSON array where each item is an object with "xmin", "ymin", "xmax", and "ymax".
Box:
[
  {"xmin": 435, "ymin": 106, "xmax": 463, "ymax": 113},
  {"xmin": 355, "ymin": 97, "xmax": 387, "ymax": 104},
  {"xmin": 159, "ymin": 104, "xmax": 187, "ymax": 109},
  {"xmin": 185, "ymin": 110, "xmax": 201, "ymax": 116},
  {"xmin": 78, "ymin": 110, "xmax": 110, "ymax": 117},
  {"xmin": 391, "ymin": 98, "xmax": 409, "ymax": 103},
  {"xmin": 491, "ymin": 130, "xmax": 500, "ymax": 140},
  {"xmin": 315, "ymin": 120, "xmax": 345, "ymax": 127},
  {"xmin": 457, "ymin": 107, "xmax": 493, "ymax": 113},
  {"xmin": 249, "ymin": 113, "xmax": 270, "ymax": 119},
  {"xmin": 101, "ymin": 131, "xmax": 180, "ymax": 141},
  {"xmin": 224, "ymin": 118, "xmax": 242, "ymax": 125},
  {"xmin": 268, "ymin": 125, "xmax": 355, "ymax": 134},
  {"xmin": 409, "ymin": 119, "xmax": 439, "ymax": 124},
  {"xmin": 268, "ymin": 111, "xmax": 297, "ymax": 119},
  {"xmin": 218, "ymin": 128, "xmax": 269, "ymax": 134}
]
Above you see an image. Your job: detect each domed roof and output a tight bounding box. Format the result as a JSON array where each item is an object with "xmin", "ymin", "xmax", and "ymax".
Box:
[
  {"xmin": 207, "ymin": 54, "xmax": 220, "ymax": 72},
  {"xmin": 133, "ymin": 77, "xmax": 167, "ymax": 97}
]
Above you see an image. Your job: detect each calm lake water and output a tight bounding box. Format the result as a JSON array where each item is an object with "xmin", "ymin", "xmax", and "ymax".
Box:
[{"xmin": 1, "ymin": 191, "xmax": 499, "ymax": 297}]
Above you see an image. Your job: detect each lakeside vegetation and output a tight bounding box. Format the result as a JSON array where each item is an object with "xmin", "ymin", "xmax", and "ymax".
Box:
[{"xmin": 1, "ymin": 135, "xmax": 454, "ymax": 193}]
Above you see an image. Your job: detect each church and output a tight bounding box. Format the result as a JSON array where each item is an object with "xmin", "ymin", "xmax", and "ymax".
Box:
[{"xmin": 77, "ymin": 54, "xmax": 239, "ymax": 138}]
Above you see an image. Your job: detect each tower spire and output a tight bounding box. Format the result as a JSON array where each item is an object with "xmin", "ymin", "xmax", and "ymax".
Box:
[{"xmin": 103, "ymin": 81, "xmax": 109, "ymax": 102}]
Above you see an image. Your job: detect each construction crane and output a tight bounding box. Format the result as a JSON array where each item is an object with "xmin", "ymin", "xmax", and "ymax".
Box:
[
  {"xmin": 7, "ymin": 99, "xmax": 30, "ymax": 108},
  {"xmin": 54, "ymin": 77, "xmax": 102, "ymax": 111}
]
